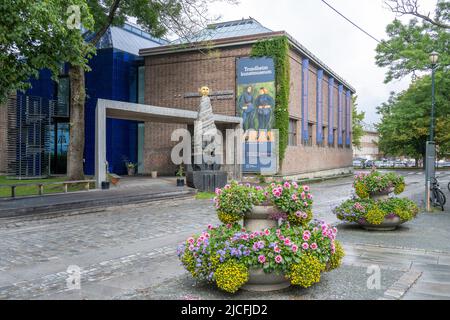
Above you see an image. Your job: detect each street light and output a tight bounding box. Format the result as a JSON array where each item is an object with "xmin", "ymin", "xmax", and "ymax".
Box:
[{"xmin": 425, "ymin": 51, "xmax": 439, "ymax": 212}]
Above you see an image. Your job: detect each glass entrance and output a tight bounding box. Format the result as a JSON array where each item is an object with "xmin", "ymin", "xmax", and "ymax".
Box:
[{"xmin": 50, "ymin": 121, "xmax": 69, "ymax": 174}]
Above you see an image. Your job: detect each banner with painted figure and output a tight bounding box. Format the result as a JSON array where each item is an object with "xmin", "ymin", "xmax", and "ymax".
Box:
[{"xmin": 236, "ymin": 57, "xmax": 277, "ymax": 173}]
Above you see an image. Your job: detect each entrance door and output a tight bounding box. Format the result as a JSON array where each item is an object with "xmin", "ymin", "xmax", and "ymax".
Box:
[{"xmin": 50, "ymin": 121, "xmax": 69, "ymax": 174}]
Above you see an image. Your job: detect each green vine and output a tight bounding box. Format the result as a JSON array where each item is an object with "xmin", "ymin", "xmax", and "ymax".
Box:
[{"xmin": 251, "ymin": 36, "xmax": 290, "ymax": 163}]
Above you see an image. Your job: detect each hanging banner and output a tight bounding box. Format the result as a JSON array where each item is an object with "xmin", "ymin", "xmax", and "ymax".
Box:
[
  {"xmin": 236, "ymin": 57, "xmax": 277, "ymax": 173},
  {"xmin": 346, "ymin": 90, "xmax": 351, "ymax": 146},
  {"xmin": 316, "ymin": 70, "xmax": 323, "ymax": 144},
  {"xmin": 338, "ymin": 84, "xmax": 343, "ymax": 146},
  {"xmin": 302, "ymin": 59, "xmax": 309, "ymax": 141},
  {"xmin": 328, "ymin": 77, "xmax": 334, "ymax": 145}
]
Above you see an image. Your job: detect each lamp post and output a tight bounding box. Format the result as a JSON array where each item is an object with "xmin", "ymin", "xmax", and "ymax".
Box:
[{"xmin": 425, "ymin": 51, "xmax": 439, "ymax": 212}]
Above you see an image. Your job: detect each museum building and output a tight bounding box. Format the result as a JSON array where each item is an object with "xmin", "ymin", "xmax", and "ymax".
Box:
[
  {"xmin": 139, "ymin": 18, "xmax": 355, "ymax": 179},
  {"xmin": 1, "ymin": 18, "xmax": 355, "ymax": 180}
]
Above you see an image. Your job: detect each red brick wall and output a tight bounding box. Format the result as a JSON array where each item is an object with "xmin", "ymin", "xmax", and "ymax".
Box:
[{"xmin": 143, "ymin": 44, "xmax": 353, "ymax": 176}]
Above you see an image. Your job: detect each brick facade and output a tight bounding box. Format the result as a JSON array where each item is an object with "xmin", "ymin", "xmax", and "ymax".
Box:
[{"xmin": 143, "ymin": 43, "xmax": 353, "ymax": 176}]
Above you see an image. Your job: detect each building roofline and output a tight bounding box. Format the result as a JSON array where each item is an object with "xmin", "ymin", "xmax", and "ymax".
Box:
[{"xmin": 139, "ymin": 31, "xmax": 356, "ymax": 93}]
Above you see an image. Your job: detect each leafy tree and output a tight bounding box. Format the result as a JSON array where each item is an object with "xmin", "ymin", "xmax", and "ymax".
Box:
[
  {"xmin": 66, "ymin": 0, "xmax": 236, "ymax": 180},
  {"xmin": 351, "ymin": 96, "xmax": 365, "ymax": 149},
  {"xmin": 376, "ymin": 1, "xmax": 449, "ymax": 83},
  {"xmin": 376, "ymin": 70, "xmax": 450, "ymax": 161},
  {"xmin": 0, "ymin": 0, "xmax": 94, "ymax": 102}
]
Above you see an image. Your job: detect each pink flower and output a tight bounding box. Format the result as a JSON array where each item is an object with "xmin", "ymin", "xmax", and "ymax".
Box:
[
  {"xmin": 302, "ymin": 243, "xmax": 309, "ymax": 250},
  {"xmin": 264, "ymin": 229, "xmax": 271, "ymax": 236},
  {"xmin": 250, "ymin": 234, "xmax": 255, "ymax": 239},
  {"xmin": 258, "ymin": 255, "xmax": 266, "ymax": 264},
  {"xmin": 188, "ymin": 245, "xmax": 195, "ymax": 251},
  {"xmin": 284, "ymin": 238, "xmax": 292, "ymax": 246},
  {"xmin": 276, "ymin": 229, "xmax": 281, "ymax": 235},
  {"xmin": 307, "ymin": 194, "xmax": 313, "ymax": 200},
  {"xmin": 283, "ymin": 182, "xmax": 291, "ymax": 189},
  {"xmin": 301, "ymin": 192, "xmax": 306, "ymax": 199},
  {"xmin": 255, "ymin": 186, "xmax": 263, "ymax": 191},
  {"xmin": 302, "ymin": 234, "xmax": 310, "ymax": 241},
  {"xmin": 292, "ymin": 245, "xmax": 299, "ymax": 253},
  {"xmin": 279, "ymin": 235, "xmax": 285, "ymax": 241},
  {"xmin": 303, "ymin": 185, "xmax": 310, "ymax": 192},
  {"xmin": 215, "ymin": 188, "xmax": 222, "ymax": 195},
  {"xmin": 301, "ymin": 212, "xmax": 308, "ymax": 219},
  {"xmin": 241, "ymin": 234, "xmax": 249, "ymax": 241},
  {"xmin": 187, "ymin": 237, "xmax": 195, "ymax": 244},
  {"xmin": 310, "ymin": 243, "xmax": 318, "ymax": 250},
  {"xmin": 291, "ymin": 194, "xmax": 298, "ymax": 201},
  {"xmin": 226, "ymin": 224, "xmax": 232, "ymax": 229},
  {"xmin": 207, "ymin": 224, "xmax": 214, "ymax": 230},
  {"xmin": 224, "ymin": 184, "xmax": 231, "ymax": 190},
  {"xmin": 274, "ymin": 246, "xmax": 281, "ymax": 253},
  {"xmin": 292, "ymin": 181, "xmax": 298, "ymax": 189},
  {"xmin": 275, "ymin": 255, "xmax": 283, "ymax": 264},
  {"xmin": 304, "ymin": 202, "xmax": 309, "ymax": 207}
]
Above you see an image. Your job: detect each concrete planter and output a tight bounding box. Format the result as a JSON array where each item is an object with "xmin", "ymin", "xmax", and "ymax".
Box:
[
  {"xmin": 243, "ymin": 205, "xmax": 278, "ymax": 232},
  {"xmin": 151, "ymin": 171, "xmax": 158, "ymax": 178},
  {"xmin": 358, "ymin": 215, "xmax": 403, "ymax": 231},
  {"xmin": 242, "ymin": 268, "xmax": 290, "ymax": 292},
  {"xmin": 242, "ymin": 205, "xmax": 291, "ymax": 292},
  {"xmin": 369, "ymin": 187, "xmax": 394, "ymax": 201}
]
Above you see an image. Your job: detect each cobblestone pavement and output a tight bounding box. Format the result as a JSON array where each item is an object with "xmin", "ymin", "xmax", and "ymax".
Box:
[{"xmin": 0, "ymin": 171, "xmax": 449, "ymax": 299}]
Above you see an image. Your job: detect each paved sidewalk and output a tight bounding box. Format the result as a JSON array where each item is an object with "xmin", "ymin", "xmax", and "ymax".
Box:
[{"xmin": 0, "ymin": 177, "xmax": 195, "ymax": 218}]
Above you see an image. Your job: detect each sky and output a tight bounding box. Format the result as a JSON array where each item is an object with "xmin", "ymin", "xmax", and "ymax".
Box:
[{"xmin": 206, "ymin": 0, "xmax": 438, "ymax": 125}]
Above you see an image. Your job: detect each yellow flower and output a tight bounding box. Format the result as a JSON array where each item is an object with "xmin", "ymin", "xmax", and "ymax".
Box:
[
  {"xmin": 366, "ymin": 205, "xmax": 385, "ymax": 225},
  {"xmin": 215, "ymin": 260, "xmax": 249, "ymax": 293},
  {"xmin": 288, "ymin": 254, "xmax": 325, "ymax": 288},
  {"xmin": 327, "ymin": 241, "xmax": 345, "ymax": 271}
]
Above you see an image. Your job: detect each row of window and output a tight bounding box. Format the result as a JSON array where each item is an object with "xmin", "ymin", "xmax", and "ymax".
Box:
[{"xmin": 288, "ymin": 118, "xmax": 351, "ymax": 148}]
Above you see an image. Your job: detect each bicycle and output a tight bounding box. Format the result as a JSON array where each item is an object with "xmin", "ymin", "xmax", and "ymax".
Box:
[{"xmin": 430, "ymin": 177, "xmax": 446, "ymax": 211}]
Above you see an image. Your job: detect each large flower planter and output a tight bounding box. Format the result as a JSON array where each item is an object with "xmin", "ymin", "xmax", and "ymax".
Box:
[
  {"xmin": 242, "ymin": 205, "xmax": 291, "ymax": 292},
  {"xmin": 358, "ymin": 215, "xmax": 403, "ymax": 231}
]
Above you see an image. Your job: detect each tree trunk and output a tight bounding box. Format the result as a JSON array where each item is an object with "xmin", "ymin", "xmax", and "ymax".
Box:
[{"xmin": 67, "ymin": 65, "xmax": 86, "ymax": 180}]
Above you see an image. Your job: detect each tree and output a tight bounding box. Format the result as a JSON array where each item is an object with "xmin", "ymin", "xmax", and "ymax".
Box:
[
  {"xmin": 376, "ymin": 1, "xmax": 450, "ymax": 83},
  {"xmin": 66, "ymin": 0, "xmax": 236, "ymax": 180},
  {"xmin": 385, "ymin": 0, "xmax": 450, "ymax": 29},
  {"xmin": 0, "ymin": 1, "xmax": 94, "ymax": 102},
  {"xmin": 351, "ymin": 95, "xmax": 365, "ymax": 149},
  {"xmin": 376, "ymin": 70, "xmax": 450, "ymax": 161}
]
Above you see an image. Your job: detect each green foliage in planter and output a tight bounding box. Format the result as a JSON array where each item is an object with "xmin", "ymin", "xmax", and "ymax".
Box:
[
  {"xmin": 214, "ymin": 181, "xmax": 254, "ymax": 223},
  {"xmin": 288, "ymin": 254, "xmax": 325, "ymax": 288},
  {"xmin": 251, "ymin": 36, "xmax": 290, "ymax": 163},
  {"xmin": 327, "ymin": 240, "xmax": 345, "ymax": 271},
  {"xmin": 215, "ymin": 260, "xmax": 249, "ymax": 294},
  {"xmin": 365, "ymin": 206, "xmax": 386, "ymax": 225},
  {"xmin": 333, "ymin": 198, "xmax": 419, "ymax": 225},
  {"xmin": 353, "ymin": 170, "xmax": 405, "ymax": 198}
]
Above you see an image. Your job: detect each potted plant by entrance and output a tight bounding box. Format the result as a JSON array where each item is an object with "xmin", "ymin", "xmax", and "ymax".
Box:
[
  {"xmin": 176, "ymin": 164, "xmax": 185, "ymax": 187},
  {"xmin": 333, "ymin": 170, "xmax": 418, "ymax": 230},
  {"xmin": 125, "ymin": 162, "xmax": 137, "ymax": 176},
  {"xmin": 177, "ymin": 181, "xmax": 344, "ymax": 294}
]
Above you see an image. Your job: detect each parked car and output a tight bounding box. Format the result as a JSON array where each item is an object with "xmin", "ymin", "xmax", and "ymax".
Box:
[
  {"xmin": 353, "ymin": 158, "xmax": 366, "ymax": 168},
  {"xmin": 394, "ymin": 161, "xmax": 407, "ymax": 168},
  {"xmin": 364, "ymin": 160, "xmax": 376, "ymax": 168}
]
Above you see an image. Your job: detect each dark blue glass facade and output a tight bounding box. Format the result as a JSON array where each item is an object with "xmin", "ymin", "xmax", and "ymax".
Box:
[{"xmin": 21, "ymin": 47, "xmax": 144, "ymax": 176}]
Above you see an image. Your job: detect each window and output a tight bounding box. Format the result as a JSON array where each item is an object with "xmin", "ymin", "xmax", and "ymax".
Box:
[
  {"xmin": 332, "ymin": 129, "xmax": 337, "ymax": 148},
  {"xmin": 307, "ymin": 123, "xmax": 313, "ymax": 146},
  {"xmin": 321, "ymin": 126, "xmax": 327, "ymax": 147},
  {"xmin": 288, "ymin": 119, "xmax": 297, "ymax": 146}
]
